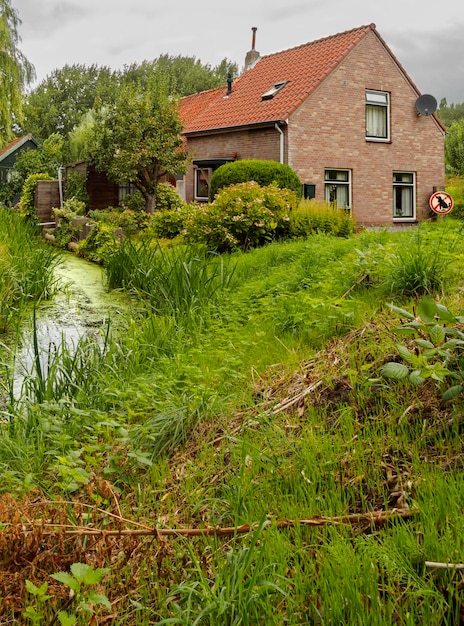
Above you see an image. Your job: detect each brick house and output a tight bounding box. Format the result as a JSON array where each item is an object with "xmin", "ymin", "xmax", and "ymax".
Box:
[{"xmin": 178, "ymin": 24, "xmax": 446, "ymax": 227}]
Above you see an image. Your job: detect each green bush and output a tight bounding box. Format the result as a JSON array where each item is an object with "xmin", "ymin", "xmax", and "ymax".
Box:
[
  {"xmin": 155, "ymin": 182, "xmax": 185, "ymax": 211},
  {"xmin": 119, "ymin": 190, "xmax": 146, "ymax": 213},
  {"xmin": 209, "ymin": 159, "xmax": 302, "ymax": 200},
  {"xmin": 19, "ymin": 173, "xmax": 54, "ymax": 221},
  {"xmin": 445, "ymin": 177, "xmax": 464, "ymax": 220},
  {"xmin": 184, "ymin": 182, "xmax": 298, "ymax": 252},
  {"xmin": 64, "ymin": 171, "xmax": 89, "ymax": 207},
  {"xmin": 76, "ymin": 221, "xmax": 119, "ymax": 264},
  {"xmin": 149, "ymin": 206, "xmax": 190, "ymax": 239},
  {"xmin": 289, "ymin": 199, "xmax": 355, "ymax": 238},
  {"xmin": 51, "ymin": 197, "xmax": 87, "ymax": 248},
  {"xmin": 89, "ymin": 207, "xmax": 149, "ymax": 236}
]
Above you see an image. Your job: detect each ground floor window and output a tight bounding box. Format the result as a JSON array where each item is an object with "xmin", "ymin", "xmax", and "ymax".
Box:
[
  {"xmin": 393, "ymin": 172, "xmax": 415, "ymax": 219},
  {"xmin": 194, "ymin": 167, "xmax": 212, "ymax": 201},
  {"xmin": 119, "ymin": 181, "xmax": 138, "ymax": 203},
  {"xmin": 324, "ymin": 169, "xmax": 351, "ymax": 210}
]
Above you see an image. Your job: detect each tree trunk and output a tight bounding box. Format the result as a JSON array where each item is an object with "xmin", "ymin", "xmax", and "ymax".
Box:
[{"xmin": 145, "ymin": 194, "xmax": 156, "ymax": 214}]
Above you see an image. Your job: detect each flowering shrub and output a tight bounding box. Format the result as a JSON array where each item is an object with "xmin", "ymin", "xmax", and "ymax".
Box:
[
  {"xmin": 155, "ymin": 182, "xmax": 184, "ymax": 212},
  {"xmin": 183, "ymin": 182, "xmax": 297, "ymax": 252},
  {"xmin": 89, "ymin": 207, "xmax": 148, "ymax": 236},
  {"xmin": 148, "ymin": 205, "xmax": 191, "ymax": 239},
  {"xmin": 209, "ymin": 159, "xmax": 302, "ymax": 199}
]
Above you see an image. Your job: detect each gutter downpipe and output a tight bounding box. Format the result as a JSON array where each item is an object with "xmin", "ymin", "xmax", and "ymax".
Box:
[{"xmin": 275, "ymin": 122, "xmax": 285, "ymax": 164}]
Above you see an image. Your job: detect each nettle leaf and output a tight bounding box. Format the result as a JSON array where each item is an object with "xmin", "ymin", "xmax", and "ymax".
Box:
[
  {"xmin": 394, "ymin": 327, "xmax": 418, "ymax": 337},
  {"xmin": 443, "ymin": 339, "xmax": 464, "ymax": 350},
  {"xmin": 430, "ymin": 324, "xmax": 446, "ymax": 346},
  {"xmin": 51, "ymin": 572, "xmax": 79, "ymax": 592},
  {"xmin": 417, "ymin": 297, "xmax": 438, "ymax": 323},
  {"xmin": 436, "ymin": 303, "xmax": 457, "ymax": 323},
  {"xmin": 84, "ymin": 591, "xmax": 112, "ymax": 609},
  {"xmin": 396, "ymin": 344, "xmax": 416, "ymax": 364},
  {"xmin": 381, "ymin": 362, "xmax": 410, "ymax": 380},
  {"xmin": 442, "ymin": 385, "xmax": 464, "ymax": 402},
  {"xmin": 409, "ymin": 370, "xmax": 426, "ymax": 385},
  {"xmin": 388, "ymin": 303, "xmax": 415, "ymax": 320},
  {"xmin": 70, "ymin": 562, "xmax": 92, "ymax": 583},
  {"xmin": 415, "ymin": 339, "xmax": 435, "ymax": 349}
]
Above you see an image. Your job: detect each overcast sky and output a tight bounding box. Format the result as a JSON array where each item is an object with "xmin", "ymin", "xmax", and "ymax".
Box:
[{"xmin": 13, "ymin": 0, "xmax": 464, "ymax": 105}]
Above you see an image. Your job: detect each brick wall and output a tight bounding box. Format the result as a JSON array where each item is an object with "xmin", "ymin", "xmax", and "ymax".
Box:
[{"xmin": 184, "ymin": 126, "xmax": 283, "ymax": 202}]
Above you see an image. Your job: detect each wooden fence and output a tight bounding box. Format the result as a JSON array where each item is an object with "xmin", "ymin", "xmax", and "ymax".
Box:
[{"xmin": 35, "ymin": 180, "xmax": 60, "ymax": 224}]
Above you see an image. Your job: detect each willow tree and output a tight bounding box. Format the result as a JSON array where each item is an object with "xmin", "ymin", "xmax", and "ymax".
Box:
[
  {"xmin": 89, "ymin": 77, "xmax": 187, "ymax": 213},
  {"xmin": 0, "ymin": 0, "xmax": 35, "ymax": 146}
]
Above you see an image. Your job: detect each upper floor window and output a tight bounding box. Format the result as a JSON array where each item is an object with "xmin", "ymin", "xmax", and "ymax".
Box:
[
  {"xmin": 393, "ymin": 172, "xmax": 415, "ymax": 220},
  {"xmin": 324, "ymin": 169, "xmax": 351, "ymax": 210},
  {"xmin": 366, "ymin": 90, "xmax": 389, "ymax": 141}
]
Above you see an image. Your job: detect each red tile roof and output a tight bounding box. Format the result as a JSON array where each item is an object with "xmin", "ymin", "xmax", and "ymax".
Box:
[{"xmin": 179, "ymin": 24, "xmax": 380, "ymax": 134}]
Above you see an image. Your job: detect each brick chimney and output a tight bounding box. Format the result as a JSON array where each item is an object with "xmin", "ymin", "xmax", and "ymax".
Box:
[{"xmin": 244, "ymin": 27, "xmax": 260, "ymax": 71}]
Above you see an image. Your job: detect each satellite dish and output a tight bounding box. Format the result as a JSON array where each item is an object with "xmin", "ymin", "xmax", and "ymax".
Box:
[{"xmin": 415, "ymin": 94, "xmax": 437, "ymax": 116}]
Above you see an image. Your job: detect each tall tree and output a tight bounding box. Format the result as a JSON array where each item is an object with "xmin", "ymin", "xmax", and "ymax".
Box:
[
  {"xmin": 445, "ymin": 119, "xmax": 464, "ymax": 176},
  {"xmin": 22, "ymin": 56, "xmax": 238, "ymax": 144},
  {"xmin": 437, "ymin": 98, "xmax": 464, "ymax": 128},
  {"xmin": 88, "ymin": 77, "xmax": 187, "ymax": 214},
  {"xmin": 0, "ymin": 0, "xmax": 34, "ymax": 146},
  {"xmin": 22, "ymin": 64, "xmax": 116, "ymax": 141}
]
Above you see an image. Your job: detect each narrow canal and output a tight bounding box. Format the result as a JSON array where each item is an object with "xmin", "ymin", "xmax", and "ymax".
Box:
[{"xmin": 14, "ymin": 252, "xmax": 128, "ymax": 394}]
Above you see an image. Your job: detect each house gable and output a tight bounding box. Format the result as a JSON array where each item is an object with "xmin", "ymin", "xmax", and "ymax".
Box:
[{"xmin": 0, "ymin": 134, "xmax": 39, "ymax": 182}]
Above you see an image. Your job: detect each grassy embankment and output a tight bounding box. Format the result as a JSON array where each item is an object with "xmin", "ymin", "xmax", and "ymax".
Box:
[{"xmin": 1, "ymin": 207, "xmax": 464, "ymax": 624}]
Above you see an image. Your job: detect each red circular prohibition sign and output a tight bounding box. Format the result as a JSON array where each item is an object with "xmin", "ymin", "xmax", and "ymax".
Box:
[{"xmin": 429, "ymin": 191, "xmax": 453, "ymax": 215}]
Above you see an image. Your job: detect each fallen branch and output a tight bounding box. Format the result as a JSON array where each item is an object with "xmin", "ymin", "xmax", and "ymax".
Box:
[
  {"xmin": 338, "ymin": 274, "xmax": 369, "ymax": 302},
  {"xmin": 7, "ymin": 507, "xmax": 418, "ymax": 539},
  {"xmin": 424, "ymin": 561, "xmax": 464, "ymax": 571},
  {"xmin": 269, "ymin": 380, "xmax": 322, "ymax": 415}
]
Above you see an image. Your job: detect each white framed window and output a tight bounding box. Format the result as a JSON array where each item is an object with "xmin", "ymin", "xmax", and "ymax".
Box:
[
  {"xmin": 324, "ymin": 169, "xmax": 351, "ymax": 210},
  {"xmin": 194, "ymin": 167, "xmax": 212, "ymax": 201},
  {"xmin": 393, "ymin": 172, "xmax": 415, "ymax": 220},
  {"xmin": 366, "ymin": 90, "xmax": 389, "ymax": 141}
]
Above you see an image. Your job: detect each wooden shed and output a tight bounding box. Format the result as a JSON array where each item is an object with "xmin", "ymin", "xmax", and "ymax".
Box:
[{"xmin": 66, "ymin": 161, "xmax": 119, "ymax": 210}]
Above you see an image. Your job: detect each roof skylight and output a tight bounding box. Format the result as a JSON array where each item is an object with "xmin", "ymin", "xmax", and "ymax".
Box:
[{"xmin": 261, "ymin": 81, "xmax": 288, "ymax": 100}]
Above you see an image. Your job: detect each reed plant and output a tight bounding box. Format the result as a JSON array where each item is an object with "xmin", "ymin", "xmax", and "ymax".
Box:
[
  {"xmin": 105, "ymin": 239, "xmax": 236, "ymax": 326},
  {"xmin": 0, "ymin": 208, "xmax": 61, "ymax": 332}
]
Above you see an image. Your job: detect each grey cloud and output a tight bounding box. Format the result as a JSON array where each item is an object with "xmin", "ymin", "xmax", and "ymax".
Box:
[
  {"xmin": 16, "ymin": 0, "xmax": 86, "ymax": 38},
  {"xmin": 387, "ymin": 24, "xmax": 464, "ymax": 103}
]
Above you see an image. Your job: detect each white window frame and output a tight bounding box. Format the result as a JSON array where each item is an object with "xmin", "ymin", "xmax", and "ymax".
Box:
[
  {"xmin": 194, "ymin": 167, "xmax": 212, "ymax": 201},
  {"xmin": 366, "ymin": 90, "xmax": 390, "ymax": 141},
  {"xmin": 393, "ymin": 172, "xmax": 416, "ymax": 221},
  {"xmin": 324, "ymin": 169, "xmax": 351, "ymax": 211}
]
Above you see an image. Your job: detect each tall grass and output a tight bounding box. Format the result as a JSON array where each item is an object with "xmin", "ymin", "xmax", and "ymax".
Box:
[
  {"xmin": 373, "ymin": 220, "xmax": 463, "ymax": 297},
  {"xmin": 105, "ymin": 239, "xmax": 236, "ymax": 326},
  {"xmin": 0, "ymin": 208, "xmax": 61, "ymax": 332}
]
